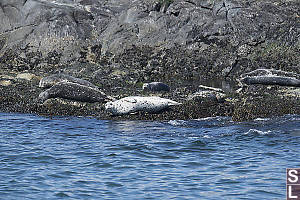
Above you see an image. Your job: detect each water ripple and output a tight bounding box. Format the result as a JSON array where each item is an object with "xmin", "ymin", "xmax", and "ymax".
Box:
[{"xmin": 0, "ymin": 113, "xmax": 299, "ymax": 199}]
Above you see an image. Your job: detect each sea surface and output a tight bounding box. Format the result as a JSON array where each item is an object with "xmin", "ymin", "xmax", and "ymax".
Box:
[{"xmin": 0, "ymin": 112, "xmax": 299, "ymax": 200}]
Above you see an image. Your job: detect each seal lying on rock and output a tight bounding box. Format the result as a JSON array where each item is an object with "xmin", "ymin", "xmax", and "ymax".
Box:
[
  {"xmin": 105, "ymin": 96, "xmax": 181, "ymax": 115},
  {"xmin": 142, "ymin": 82, "xmax": 170, "ymax": 92},
  {"xmin": 39, "ymin": 74, "xmax": 98, "ymax": 89},
  {"xmin": 240, "ymin": 68, "xmax": 300, "ymax": 79},
  {"xmin": 240, "ymin": 76, "xmax": 300, "ymax": 87},
  {"xmin": 39, "ymin": 81, "xmax": 113, "ymax": 103},
  {"xmin": 239, "ymin": 69, "xmax": 300, "ymax": 87}
]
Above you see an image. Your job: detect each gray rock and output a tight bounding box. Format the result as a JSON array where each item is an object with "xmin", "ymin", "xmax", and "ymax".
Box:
[{"xmin": 0, "ymin": 0, "xmax": 299, "ymax": 79}]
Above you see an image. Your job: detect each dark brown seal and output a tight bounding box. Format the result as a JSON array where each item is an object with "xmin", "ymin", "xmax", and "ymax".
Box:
[{"xmin": 38, "ymin": 81, "xmax": 114, "ymax": 103}]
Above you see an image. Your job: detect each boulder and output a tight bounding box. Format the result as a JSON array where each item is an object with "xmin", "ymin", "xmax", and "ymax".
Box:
[{"xmin": 0, "ymin": 0, "xmax": 298, "ymax": 78}]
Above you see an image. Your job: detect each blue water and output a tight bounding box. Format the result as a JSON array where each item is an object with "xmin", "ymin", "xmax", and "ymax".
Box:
[{"xmin": 0, "ymin": 113, "xmax": 299, "ymax": 200}]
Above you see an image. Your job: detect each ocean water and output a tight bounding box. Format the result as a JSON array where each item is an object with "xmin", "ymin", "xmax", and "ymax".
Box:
[{"xmin": 0, "ymin": 112, "xmax": 299, "ymax": 200}]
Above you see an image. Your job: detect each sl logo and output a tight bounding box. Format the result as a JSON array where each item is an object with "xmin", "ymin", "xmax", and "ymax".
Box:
[{"xmin": 287, "ymin": 169, "xmax": 300, "ymax": 200}]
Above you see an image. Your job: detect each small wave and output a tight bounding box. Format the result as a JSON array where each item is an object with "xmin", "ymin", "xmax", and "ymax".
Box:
[
  {"xmin": 195, "ymin": 116, "xmax": 231, "ymax": 122},
  {"xmin": 167, "ymin": 120, "xmax": 186, "ymax": 126},
  {"xmin": 243, "ymin": 129, "xmax": 273, "ymax": 135},
  {"xmin": 202, "ymin": 135, "xmax": 213, "ymax": 138},
  {"xmin": 254, "ymin": 117, "xmax": 271, "ymax": 121}
]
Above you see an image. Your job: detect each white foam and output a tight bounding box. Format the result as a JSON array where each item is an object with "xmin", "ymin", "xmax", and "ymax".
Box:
[
  {"xmin": 168, "ymin": 120, "xmax": 186, "ymax": 126},
  {"xmin": 254, "ymin": 117, "xmax": 270, "ymax": 121},
  {"xmin": 244, "ymin": 129, "xmax": 272, "ymax": 135}
]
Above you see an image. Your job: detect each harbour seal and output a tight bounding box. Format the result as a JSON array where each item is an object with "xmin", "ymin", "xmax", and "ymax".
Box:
[
  {"xmin": 38, "ymin": 81, "xmax": 113, "ymax": 103},
  {"xmin": 142, "ymin": 82, "xmax": 170, "ymax": 92},
  {"xmin": 240, "ymin": 68, "xmax": 300, "ymax": 79},
  {"xmin": 240, "ymin": 76, "xmax": 300, "ymax": 87},
  {"xmin": 105, "ymin": 96, "xmax": 181, "ymax": 115},
  {"xmin": 39, "ymin": 74, "xmax": 98, "ymax": 89}
]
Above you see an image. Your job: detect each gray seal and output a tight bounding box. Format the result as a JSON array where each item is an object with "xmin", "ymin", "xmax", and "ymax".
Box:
[
  {"xmin": 39, "ymin": 74, "xmax": 98, "ymax": 89},
  {"xmin": 105, "ymin": 96, "xmax": 181, "ymax": 115},
  {"xmin": 39, "ymin": 81, "xmax": 113, "ymax": 103},
  {"xmin": 142, "ymin": 82, "xmax": 170, "ymax": 92}
]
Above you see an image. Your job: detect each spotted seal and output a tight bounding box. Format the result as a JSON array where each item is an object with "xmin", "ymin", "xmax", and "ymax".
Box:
[
  {"xmin": 39, "ymin": 81, "xmax": 113, "ymax": 103},
  {"xmin": 39, "ymin": 74, "xmax": 98, "ymax": 89},
  {"xmin": 142, "ymin": 82, "xmax": 170, "ymax": 92},
  {"xmin": 105, "ymin": 96, "xmax": 181, "ymax": 115}
]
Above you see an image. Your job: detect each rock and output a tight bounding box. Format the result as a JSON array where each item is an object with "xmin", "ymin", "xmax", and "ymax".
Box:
[
  {"xmin": 279, "ymin": 88, "xmax": 300, "ymax": 98},
  {"xmin": 0, "ymin": 0, "xmax": 298, "ymax": 78},
  {"xmin": 0, "ymin": 80, "xmax": 12, "ymax": 86},
  {"xmin": 198, "ymin": 84, "xmax": 224, "ymax": 93},
  {"xmin": 43, "ymin": 98, "xmax": 87, "ymax": 108},
  {"xmin": 16, "ymin": 73, "xmax": 39, "ymax": 81},
  {"xmin": 0, "ymin": 75, "xmax": 15, "ymax": 80},
  {"xmin": 188, "ymin": 90, "xmax": 226, "ymax": 103}
]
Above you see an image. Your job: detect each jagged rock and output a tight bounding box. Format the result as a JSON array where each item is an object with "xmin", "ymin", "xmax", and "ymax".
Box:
[{"xmin": 0, "ymin": 0, "xmax": 298, "ymax": 78}]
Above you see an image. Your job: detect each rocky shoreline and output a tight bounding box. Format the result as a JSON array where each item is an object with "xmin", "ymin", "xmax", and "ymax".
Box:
[
  {"xmin": 0, "ymin": 67, "xmax": 299, "ymax": 121},
  {"xmin": 0, "ymin": 0, "xmax": 299, "ymax": 121}
]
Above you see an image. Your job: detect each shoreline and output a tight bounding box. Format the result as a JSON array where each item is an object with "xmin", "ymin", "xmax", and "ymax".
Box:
[{"xmin": 1, "ymin": 68, "xmax": 299, "ymax": 121}]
